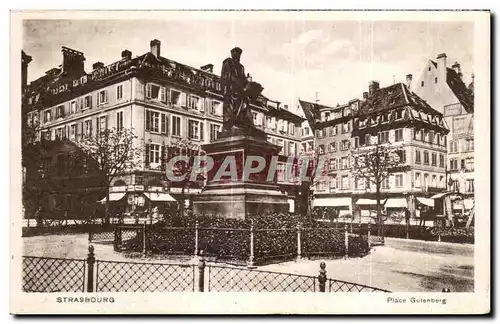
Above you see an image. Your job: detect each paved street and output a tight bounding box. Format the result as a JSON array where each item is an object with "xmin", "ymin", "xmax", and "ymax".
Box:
[{"xmin": 22, "ymin": 233, "xmax": 473, "ymax": 292}]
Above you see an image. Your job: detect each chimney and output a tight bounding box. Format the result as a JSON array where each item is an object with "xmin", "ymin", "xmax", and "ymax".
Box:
[
  {"xmin": 200, "ymin": 64, "xmax": 214, "ymax": 73},
  {"xmin": 405, "ymin": 74, "xmax": 413, "ymax": 89},
  {"xmin": 21, "ymin": 50, "xmax": 32, "ymax": 91},
  {"xmin": 150, "ymin": 39, "xmax": 161, "ymax": 58},
  {"xmin": 451, "ymin": 61, "xmax": 462, "ymax": 80},
  {"xmin": 92, "ymin": 62, "xmax": 104, "ymax": 70},
  {"xmin": 363, "ymin": 92, "xmax": 368, "ymax": 100},
  {"xmin": 121, "ymin": 50, "xmax": 132, "ymax": 60},
  {"xmin": 61, "ymin": 46, "xmax": 85, "ymax": 75},
  {"xmin": 283, "ymin": 104, "xmax": 289, "ymax": 110},
  {"xmin": 437, "ymin": 53, "xmax": 447, "ymax": 81},
  {"xmin": 368, "ymin": 81, "xmax": 380, "ymax": 96}
]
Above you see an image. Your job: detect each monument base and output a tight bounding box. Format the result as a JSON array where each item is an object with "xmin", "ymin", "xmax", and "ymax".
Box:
[{"xmin": 192, "ymin": 127, "xmax": 289, "ymax": 220}]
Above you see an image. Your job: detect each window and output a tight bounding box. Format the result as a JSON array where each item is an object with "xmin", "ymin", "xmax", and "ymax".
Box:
[
  {"xmin": 266, "ymin": 117, "xmax": 272, "ymax": 129},
  {"xmin": 381, "ymin": 177, "xmax": 390, "ymax": 189},
  {"xmin": 289, "ymin": 142, "xmax": 296, "ymax": 155},
  {"xmin": 395, "ymin": 174, "xmax": 403, "ymax": 188},
  {"xmin": 210, "ymin": 124, "xmax": 221, "ymax": 142},
  {"xmin": 381, "ymin": 113, "xmax": 389, "ymax": 123},
  {"xmin": 147, "ymin": 143, "xmax": 161, "ymax": 164},
  {"xmin": 466, "ymin": 179, "xmax": 474, "ymax": 193},
  {"xmin": 341, "ymin": 175, "xmax": 349, "ymax": 190},
  {"xmin": 98, "ymin": 116, "xmax": 107, "ymax": 134},
  {"xmin": 395, "ymin": 128, "xmax": 403, "ymax": 142},
  {"xmin": 423, "ymin": 151, "xmax": 429, "ymax": 165},
  {"xmin": 116, "ymin": 111, "xmax": 123, "ymax": 131},
  {"xmin": 423, "ymin": 174, "xmax": 429, "ymax": 188},
  {"xmin": 146, "ymin": 110, "xmax": 168, "ymax": 134},
  {"xmin": 440, "ymin": 176, "xmax": 445, "ymax": 188},
  {"xmin": 423, "ymin": 130, "xmax": 428, "ymax": 142},
  {"xmin": 461, "ymin": 159, "xmax": 466, "ymax": 170},
  {"xmin": 43, "ymin": 110, "xmax": 52, "ymax": 123},
  {"xmin": 450, "ymin": 141, "xmax": 458, "ymax": 153},
  {"xmin": 318, "ymin": 145, "xmax": 325, "ymax": 155},
  {"xmin": 117, "ymin": 84, "xmax": 123, "ymax": 100},
  {"xmin": 434, "ymin": 77, "xmax": 438, "ymax": 83},
  {"xmin": 188, "ymin": 120, "xmax": 203, "ymax": 140},
  {"xmin": 329, "ymin": 142, "xmax": 336, "ymax": 153},
  {"xmin": 70, "ymin": 124, "xmax": 76, "ymax": 140},
  {"xmin": 288, "ymin": 123, "xmax": 295, "ymax": 135},
  {"xmin": 84, "ymin": 119, "xmax": 92, "ymax": 136},
  {"xmin": 450, "ymin": 159, "xmax": 458, "ymax": 170},
  {"xmin": 172, "ymin": 115, "xmax": 181, "ymax": 136},
  {"xmin": 277, "ymin": 139, "xmax": 284, "ymax": 154},
  {"xmin": 467, "ymin": 139, "xmax": 474, "ymax": 152},
  {"xmin": 330, "ymin": 175, "xmax": 337, "ymax": 189},
  {"xmin": 341, "ymin": 140, "xmax": 350, "ymax": 151},
  {"xmin": 415, "ymin": 149, "xmax": 421, "ymax": 164},
  {"xmin": 324, "ymin": 112, "xmax": 330, "ymax": 121},
  {"xmin": 342, "ymin": 122, "xmax": 350, "ymax": 133},
  {"xmin": 340, "ymin": 157, "xmax": 349, "ymax": 170},
  {"xmin": 395, "ymin": 109, "xmax": 403, "ymax": 120},
  {"xmin": 353, "ymin": 137, "xmax": 359, "ymax": 149},
  {"xmin": 432, "ymin": 175, "xmax": 437, "ymax": 187},
  {"xmin": 365, "ymin": 134, "xmax": 371, "ymax": 145},
  {"xmin": 303, "ymin": 127, "xmax": 310, "ymax": 136},
  {"xmin": 145, "ymin": 83, "xmax": 166, "ymax": 102},
  {"xmin": 329, "ymin": 158, "xmax": 337, "ymax": 171},
  {"xmin": 439, "ymin": 154, "xmax": 445, "ymax": 167},
  {"xmin": 56, "ymin": 105, "xmax": 65, "ymax": 119},
  {"xmin": 398, "ymin": 149, "xmax": 406, "ymax": 163},
  {"xmin": 415, "ymin": 173, "xmax": 421, "ymax": 187},
  {"xmin": 188, "ymin": 95, "xmax": 201, "ymax": 110},
  {"xmin": 316, "ymin": 129, "xmax": 322, "ymax": 139},
  {"xmin": 431, "ymin": 152, "xmax": 437, "ymax": 166},
  {"xmin": 354, "ymin": 177, "xmax": 362, "ymax": 190},
  {"xmin": 97, "ymin": 90, "xmax": 108, "ymax": 106},
  {"xmin": 421, "ymin": 81, "xmax": 424, "ymax": 87},
  {"xmin": 171, "ymin": 90, "xmax": 182, "ymax": 106},
  {"xmin": 436, "ymin": 133, "xmax": 440, "ymax": 145},
  {"xmin": 428, "ymin": 131, "xmax": 434, "ymax": 144},
  {"xmin": 210, "ymin": 101, "xmax": 221, "ymax": 115},
  {"xmin": 70, "ymin": 101, "xmax": 77, "ymax": 114},
  {"xmin": 84, "ymin": 95, "xmax": 92, "ymax": 109},
  {"xmin": 378, "ymin": 131, "xmax": 389, "ymax": 144}
]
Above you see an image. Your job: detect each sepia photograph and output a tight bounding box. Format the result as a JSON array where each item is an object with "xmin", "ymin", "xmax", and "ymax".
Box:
[{"xmin": 10, "ymin": 9, "xmax": 490, "ymax": 315}]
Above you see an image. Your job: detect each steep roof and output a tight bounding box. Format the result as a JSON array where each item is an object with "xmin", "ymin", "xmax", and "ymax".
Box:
[
  {"xmin": 358, "ymin": 82, "xmax": 441, "ymax": 116},
  {"xmin": 298, "ymin": 100, "xmax": 329, "ymax": 130},
  {"xmin": 446, "ymin": 68, "xmax": 474, "ymax": 113}
]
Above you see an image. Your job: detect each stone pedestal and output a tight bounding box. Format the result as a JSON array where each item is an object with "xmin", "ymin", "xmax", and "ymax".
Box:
[{"xmin": 193, "ymin": 127, "xmax": 288, "ymax": 220}]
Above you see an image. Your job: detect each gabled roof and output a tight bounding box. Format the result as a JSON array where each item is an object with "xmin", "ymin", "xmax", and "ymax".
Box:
[
  {"xmin": 358, "ymin": 83, "xmax": 441, "ymax": 116},
  {"xmin": 446, "ymin": 68, "xmax": 474, "ymax": 113},
  {"xmin": 298, "ymin": 100, "xmax": 328, "ymax": 130}
]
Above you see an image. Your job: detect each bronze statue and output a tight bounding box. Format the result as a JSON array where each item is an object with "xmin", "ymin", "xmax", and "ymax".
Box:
[{"xmin": 221, "ymin": 47, "xmax": 262, "ymax": 130}]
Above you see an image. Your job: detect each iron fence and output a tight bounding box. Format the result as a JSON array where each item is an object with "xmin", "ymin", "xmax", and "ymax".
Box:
[
  {"xmin": 96, "ymin": 260, "xmax": 195, "ymax": 292},
  {"xmin": 22, "ymin": 256, "xmax": 86, "ymax": 292},
  {"xmin": 207, "ymin": 265, "xmax": 316, "ymax": 292},
  {"xmin": 328, "ymin": 278, "xmax": 391, "ymax": 292}
]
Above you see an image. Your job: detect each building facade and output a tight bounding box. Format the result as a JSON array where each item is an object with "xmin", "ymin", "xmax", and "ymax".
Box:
[
  {"xmin": 22, "ymin": 40, "xmax": 304, "ymax": 218},
  {"xmin": 300, "ymin": 81, "xmax": 450, "ymax": 221},
  {"xmin": 413, "ymin": 53, "xmax": 475, "ymax": 200}
]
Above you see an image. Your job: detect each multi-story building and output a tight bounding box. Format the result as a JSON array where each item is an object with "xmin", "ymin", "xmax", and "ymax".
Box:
[
  {"xmin": 413, "ymin": 53, "xmax": 475, "ymax": 201},
  {"xmin": 299, "ymin": 99, "xmax": 360, "ymax": 217},
  {"xmin": 22, "ymin": 39, "xmax": 304, "ymax": 218},
  {"xmin": 352, "ymin": 81, "xmax": 449, "ymax": 219},
  {"xmin": 300, "ymin": 80, "xmax": 449, "ymax": 221}
]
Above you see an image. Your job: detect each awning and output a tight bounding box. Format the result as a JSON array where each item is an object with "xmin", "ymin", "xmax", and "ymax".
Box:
[
  {"xmin": 314, "ymin": 197, "xmax": 351, "ymax": 207},
  {"xmin": 385, "ymin": 198, "xmax": 407, "ymax": 208},
  {"xmin": 147, "ymin": 193, "xmax": 176, "ymax": 202},
  {"xmin": 288, "ymin": 199, "xmax": 295, "ymax": 213},
  {"xmin": 99, "ymin": 192, "xmax": 126, "ymax": 203},
  {"xmin": 355, "ymin": 198, "xmax": 378, "ymax": 206},
  {"xmin": 431, "ymin": 192, "xmax": 451, "ymax": 199},
  {"xmin": 417, "ymin": 197, "xmax": 435, "ymax": 207}
]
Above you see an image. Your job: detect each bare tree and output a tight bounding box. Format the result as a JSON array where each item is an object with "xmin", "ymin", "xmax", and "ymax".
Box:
[
  {"xmin": 78, "ymin": 127, "xmax": 143, "ymax": 225},
  {"xmin": 351, "ymin": 141, "xmax": 408, "ymax": 236}
]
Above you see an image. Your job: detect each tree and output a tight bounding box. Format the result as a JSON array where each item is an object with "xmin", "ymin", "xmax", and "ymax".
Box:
[
  {"xmin": 78, "ymin": 127, "xmax": 143, "ymax": 225},
  {"xmin": 164, "ymin": 138, "xmax": 205, "ymax": 218},
  {"xmin": 351, "ymin": 141, "xmax": 407, "ymax": 236}
]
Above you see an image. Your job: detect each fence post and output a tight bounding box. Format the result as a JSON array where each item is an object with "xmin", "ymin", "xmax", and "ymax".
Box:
[
  {"xmin": 367, "ymin": 222, "xmax": 371, "ymax": 249},
  {"xmin": 142, "ymin": 221, "xmax": 147, "ymax": 256},
  {"xmin": 247, "ymin": 220, "xmax": 256, "ymax": 268},
  {"xmin": 197, "ymin": 250, "xmax": 205, "ymax": 292},
  {"xmin": 194, "ymin": 220, "xmax": 199, "ymax": 256},
  {"xmin": 86, "ymin": 245, "xmax": 95, "ymax": 292},
  {"xmin": 88, "ymin": 224, "xmax": 92, "ymax": 242},
  {"xmin": 344, "ymin": 224, "xmax": 349, "ymax": 259},
  {"xmin": 318, "ymin": 262, "xmax": 327, "ymax": 292},
  {"xmin": 296, "ymin": 223, "xmax": 302, "ymax": 260}
]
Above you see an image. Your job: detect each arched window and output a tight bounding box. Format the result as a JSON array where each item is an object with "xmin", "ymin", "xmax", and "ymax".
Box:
[{"xmin": 113, "ymin": 179, "xmax": 127, "ymax": 187}]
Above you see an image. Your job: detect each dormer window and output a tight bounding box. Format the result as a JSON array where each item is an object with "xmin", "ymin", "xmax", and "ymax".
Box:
[
  {"xmin": 56, "ymin": 105, "xmax": 65, "ymax": 119},
  {"xmin": 146, "ymin": 83, "xmax": 166, "ymax": 102}
]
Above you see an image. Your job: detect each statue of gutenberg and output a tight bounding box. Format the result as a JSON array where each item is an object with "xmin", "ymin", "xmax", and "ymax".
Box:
[{"xmin": 221, "ymin": 47, "xmax": 254, "ymax": 130}]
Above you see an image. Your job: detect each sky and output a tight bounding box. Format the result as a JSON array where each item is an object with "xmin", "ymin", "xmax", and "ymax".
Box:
[{"xmin": 23, "ymin": 18, "xmax": 474, "ymax": 116}]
